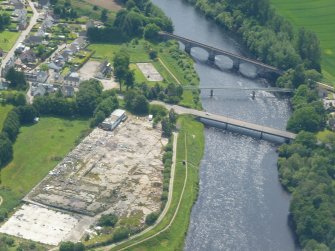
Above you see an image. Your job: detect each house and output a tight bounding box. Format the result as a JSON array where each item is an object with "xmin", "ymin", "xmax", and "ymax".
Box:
[
  {"xmin": 31, "ymin": 85, "xmax": 46, "ymax": 96},
  {"xmin": 36, "ymin": 71, "xmax": 49, "ymax": 83},
  {"xmin": 48, "ymin": 62, "xmax": 62, "ymax": 72},
  {"xmin": 38, "ymin": 0, "xmax": 49, "ymax": 8},
  {"xmin": 20, "ymin": 49, "xmax": 37, "ymax": 65},
  {"xmin": 61, "ymin": 85, "xmax": 75, "ymax": 97},
  {"xmin": 11, "ymin": 9, "xmax": 27, "ymax": 29},
  {"xmin": 95, "ymin": 60, "xmax": 112, "ymax": 79},
  {"xmin": 10, "ymin": 0, "xmax": 24, "ymax": 9},
  {"xmin": 101, "ymin": 109, "xmax": 127, "ymax": 131},
  {"xmin": 24, "ymin": 35, "xmax": 43, "ymax": 46},
  {"xmin": 24, "ymin": 72, "xmax": 37, "ymax": 81},
  {"xmin": 65, "ymin": 72, "xmax": 80, "ymax": 86}
]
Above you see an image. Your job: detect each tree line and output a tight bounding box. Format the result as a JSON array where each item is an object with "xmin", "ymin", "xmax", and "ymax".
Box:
[{"xmin": 87, "ymin": 0, "xmax": 173, "ymax": 43}]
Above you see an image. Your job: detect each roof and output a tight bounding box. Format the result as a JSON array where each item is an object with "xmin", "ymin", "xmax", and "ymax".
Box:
[{"xmin": 112, "ymin": 109, "xmax": 126, "ymax": 117}]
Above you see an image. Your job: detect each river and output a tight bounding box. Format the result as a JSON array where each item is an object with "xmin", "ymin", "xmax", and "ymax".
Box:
[{"xmin": 152, "ymin": 0, "xmax": 299, "ymax": 250}]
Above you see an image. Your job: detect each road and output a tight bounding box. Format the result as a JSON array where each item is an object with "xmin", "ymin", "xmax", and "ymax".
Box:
[
  {"xmin": 0, "ymin": 0, "xmax": 39, "ymax": 75},
  {"xmin": 151, "ymin": 101, "xmax": 296, "ymax": 140}
]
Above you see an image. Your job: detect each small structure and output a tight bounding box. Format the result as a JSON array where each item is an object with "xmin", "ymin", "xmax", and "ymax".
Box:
[
  {"xmin": 65, "ymin": 72, "xmax": 80, "ymax": 86},
  {"xmin": 101, "ymin": 109, "xmax": 127, "ymax": 131},
  {"xmin": 61, "ymin": 85, "xmax": 75, "ymax": 97},
  {"xmin": 95, "ymin": 60, "xmax": 112, "ymax": 79}
]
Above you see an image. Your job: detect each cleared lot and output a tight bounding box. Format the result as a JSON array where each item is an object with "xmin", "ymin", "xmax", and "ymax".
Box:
[
  {"xmin": 136, "ymin": 63, "xmax": 163, "ymax": 82},
  {"xmin": 0, "ymin": 204, "xmax": 80, "ymax": 246}
]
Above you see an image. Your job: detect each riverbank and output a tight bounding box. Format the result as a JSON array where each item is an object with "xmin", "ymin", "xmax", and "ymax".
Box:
[{"xmin": 105, "ymin": 115, "xmax": 204, "ymax": 250}]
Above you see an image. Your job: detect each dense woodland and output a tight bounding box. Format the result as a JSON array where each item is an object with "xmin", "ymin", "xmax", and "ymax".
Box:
[{"xmin": 182, "ymin": 0, "xmax": 334, "ymax": 250}]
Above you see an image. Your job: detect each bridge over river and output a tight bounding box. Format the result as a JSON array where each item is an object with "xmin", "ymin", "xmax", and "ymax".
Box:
[
  {"xmin": 159, "ymin": 31, "xmax": 283, "ymax": 76},
  {"xmin": 152, "ymin": 101, "xmax": 296, "ymax": 140}
]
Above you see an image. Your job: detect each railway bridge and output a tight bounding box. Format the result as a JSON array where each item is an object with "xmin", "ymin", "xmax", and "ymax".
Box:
[{"xmin": 159, "ymin": 32, "xmax": 283, "ymax": 76}]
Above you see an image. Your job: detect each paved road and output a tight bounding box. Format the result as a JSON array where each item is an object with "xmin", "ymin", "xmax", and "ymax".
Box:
[
  {"xmin": 1, "ymin": 0, "xmax": 39, "ymax": 75},
  {"xmin": 152, "ymin": 101, "xmax": 296, "ymax": 140}
]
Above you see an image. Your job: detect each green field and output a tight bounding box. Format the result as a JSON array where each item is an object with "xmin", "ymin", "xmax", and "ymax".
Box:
[
  {"xmin": 270, "ymin": 0, "xmax": 335, "ymax": 83},
  {"xmin": 109, "ymin": 116, "xmax": 204, "ymax": 251},
  {"xmin": 0, "ymin": 105, "xmax": 13, "ymax": 131},
  {"xmin": 0, "ymin": 117, "xmax": 90, "ymax": 211},
  {"xmin": 0, "ymin": 31, "xmax": 20, "ymax": 52}
]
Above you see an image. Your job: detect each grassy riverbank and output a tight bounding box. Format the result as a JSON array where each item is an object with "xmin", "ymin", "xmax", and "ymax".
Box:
[
  {"xmin": 270, "ymin": 0, "xmax": 335, "ymax": 83},
  {"xmin": 106, "ymin": 115, "xmax": 204, "ymax": 251}
]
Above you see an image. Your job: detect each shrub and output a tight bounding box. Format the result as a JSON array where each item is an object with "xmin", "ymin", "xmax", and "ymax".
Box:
[
  {"xmin": 98, "ymin": 214, "xmax": 118, "ymax": 227},
  {"xmin": 145, "ymin": 212, "xmax": 159, "ymax": 225}
]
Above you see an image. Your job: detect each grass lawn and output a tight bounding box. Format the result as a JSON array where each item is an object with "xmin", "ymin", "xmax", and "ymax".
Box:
[
  {"xmin": 109, "ymin": 116, "xmax": 204, "ymax": 251},
  {"xmin": 0, "ymin": 105, "xmax": 13, "ymax": 131},
  {"xmin": 0, "ymin": 31, "xmax": 20, "ymax": 52},
  {"xmin": 0, "ymin": 117, "xmax": 90, "ymax": 212},
  {"xmin": 89, "ymin": 42, "xmax": 150, "ymax": 63},
  {"xmin": 270, "ymin": 0, "xmax": 335, "ymax": 84}
]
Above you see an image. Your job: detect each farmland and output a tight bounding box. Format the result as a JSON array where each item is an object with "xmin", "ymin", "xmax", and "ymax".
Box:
[
  {"xmin": 270, "ymin": 0, "xmax": 335, "ymax": 83},
  {"xmin": 0, "ymin": 117, "xmax": 89, "ymax": 211}
]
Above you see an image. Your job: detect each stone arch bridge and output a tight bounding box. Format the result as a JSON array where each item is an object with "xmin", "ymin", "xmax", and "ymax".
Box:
[{"xmin": 159, "ymin": 31, "xmax": 283, "ymax": 77}]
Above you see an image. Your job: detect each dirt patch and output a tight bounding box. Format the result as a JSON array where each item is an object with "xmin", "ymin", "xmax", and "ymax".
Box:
[
  {"xmin": 84, "ymin": 0, "xmax": 122, "ymax": 11},
  {"xmin": 136, "ymin": 63, "xmax": 163, "ymax": 82},
  {"xmin": 79, "ymin": 60, "xmax": 118, "ymax": 90}
]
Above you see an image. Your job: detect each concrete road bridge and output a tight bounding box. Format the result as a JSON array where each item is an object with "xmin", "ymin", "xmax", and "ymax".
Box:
[
  {"xmin": 159, "ymin": 32, "xmax": 283, "ymax": 76},
  {"xmin": 152, "ymin": 101, "xmax": 296, "ymax": 141},
  {"xmin": 183, "ymin": 86, "xmax": 294, "ymax": 97}
]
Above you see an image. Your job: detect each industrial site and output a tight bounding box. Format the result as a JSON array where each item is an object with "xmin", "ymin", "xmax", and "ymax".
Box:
[{"xmin": 0, "ymin": 112, "xmax": 167, "ymax": 245}]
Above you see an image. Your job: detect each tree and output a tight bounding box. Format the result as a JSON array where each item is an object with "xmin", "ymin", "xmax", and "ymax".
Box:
[
  {"xmin": 161, "ymin": 118, "xmax": 172, "ymax": 137},
  {"xmin": 144, "ymin": 23, "xmax": 160, "ymax": 40},
  {"xmin": 0, "ymin": 133, "xmax": 13, "ymax": 167},
  {"xmin": 5, "ymin": 68, "xmax": 27, "ymax": 90},
  {"xmin": 100, "ymin": 9, "xmax": 108, "ymax": 23},
  {"xmin": 287, "ymin": 106, "xmax": 322, "ymax": 133},
  {"xmin": 59, "ymin": 242, "xmax": 85, "ymax": 251},
  {"xmin": 16, "ymin": 105, "xmax": 38, "ymax": 124},
  {"xmin": 145, "ymin": 212, "xmax": 158, "ymax": 225},
  {"xmin": 76, "ymin": 80, "xmax": 103, "ymax": 116},
  {"xmin": 149, "ymin": 50, "xmax": 157, "ymax": 60},
  {"xmin": 169, "ymin": 109, "xmax": 177, "ymax": 125},
  {"xmin": 124, "ymin": 70, "xmax": 135, "ymax": 90},
  {"xmin": 113, "ymin": 50, "xmax": 130, "ymax": 91},
  {"xmin": 98, "ymin": 214, "xmax": 118, "ymax": 227}
]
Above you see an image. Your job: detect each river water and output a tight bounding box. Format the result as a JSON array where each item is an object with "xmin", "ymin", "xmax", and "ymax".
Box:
[{"xmin": 152, "ymin": 0, "xmax": 299, "ymax": 250}]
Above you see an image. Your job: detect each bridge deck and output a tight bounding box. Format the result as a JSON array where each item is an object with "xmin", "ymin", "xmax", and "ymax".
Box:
[
  {"xmin": 183, "ymin": 86, "xmax": 293, "ymax": 93},
  {"xmin": 159, "ymin": 32, "xmax": 281, "ymax": 73},
  {"xmin": 152, "ymin": 101, "xmax": 296, "ymax": 140}
]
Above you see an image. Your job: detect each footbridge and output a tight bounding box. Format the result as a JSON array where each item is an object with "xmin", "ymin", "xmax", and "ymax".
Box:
[
  {"xmin": 159, "ymin": 32, "xmax": 283, "ymax": 76},
  {"xmin": 183, "ymin": 86, "xmax": 293, "ymax": 97},
  {"xmin": 152, "ymin": 101, "xmax": 296, "ymax": 140}
]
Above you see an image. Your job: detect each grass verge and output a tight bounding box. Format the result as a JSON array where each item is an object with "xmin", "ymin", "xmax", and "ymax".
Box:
[
  {"xmin": 270, "ymin": 0, "xmax": 335, "ymax": 84},
  {"xmin": 0, "ymin": 105, "xmax": 13, "ymax": 131},
  {"xmin": 105, "ymin": 115, "xmax": 204, "ymax": 251},
  {"xmin": 0, "ymin": 117, "xmax": 90, "ymax": 212}
]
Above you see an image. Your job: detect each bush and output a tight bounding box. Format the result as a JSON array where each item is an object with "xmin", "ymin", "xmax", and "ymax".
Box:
[
  {"xmin": 112, "ymin": 228, "xmax": 130, "ymax": 242},
  {"xmin": 145, "ymin": 212, "xmax": 159, "ymax": 225},
  {"xmin": 0, "ymin": 208, "xmax": 8, "ymax": 222},
  {"xmin": 98, "ymin": 214, "xmax": 118, "ymax": 227}
]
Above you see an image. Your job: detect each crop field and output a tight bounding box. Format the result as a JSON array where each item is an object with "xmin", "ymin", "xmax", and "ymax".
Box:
[
  {"xmin": 0, "ymin": 31, "xmax": 20, "ymax": 52},
  {"xmin": 0, "ymin": 105, "xmax": 13, "ymax": 131},
  {"xmin": 0, "ymin": 117, "xmax": 89, "ymax": 211},
  {"xmin": 270, "ymin": 0, "xmax": 335, "ymax": 83}
]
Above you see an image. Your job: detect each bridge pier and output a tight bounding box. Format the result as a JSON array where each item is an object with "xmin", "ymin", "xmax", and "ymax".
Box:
[
  {"xmin": 208, "ymin": 51, "xmax": 216, "ymax": 64},
  {"xmin": 185, "ymin": 43, "xmax": 192, "ymax": 54},
  {"xmin": 232, "ymin": 59, "xmax": 240, "ymax": 72},
  {"xmin": 210, "ymin": 89, "xmax": 213, "ymax": 97}
]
